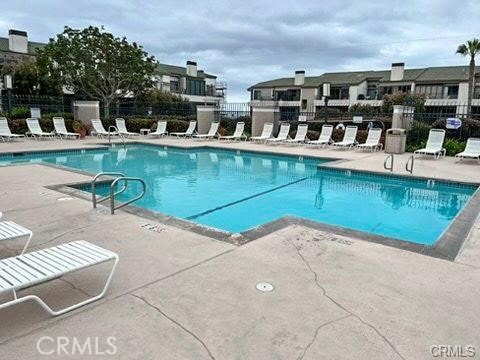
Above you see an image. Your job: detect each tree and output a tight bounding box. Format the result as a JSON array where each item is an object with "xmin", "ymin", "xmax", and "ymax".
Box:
[
  {"xmin": 1, "ymin": 61, "xmax": 62, "ymax": 95},
  {"xmin": 381, "ymin": 91, "xmax": 426, "ymax": 114},
  {"xmin": 456, "ymin": 38, "xmax": 480, "ymax": 114},
  {"xmin": 36, "ymin": 26, "xmax": 157, "ymax": 117}
]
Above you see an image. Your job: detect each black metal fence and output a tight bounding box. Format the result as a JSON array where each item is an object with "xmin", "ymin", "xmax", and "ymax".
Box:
[
  {"xmin": 2, "ymin": 94, "xmax": 480, "ymax": 147},
  {"xmin": 0, "ymin": 94, "xmax": 72, "ymax": 115}
]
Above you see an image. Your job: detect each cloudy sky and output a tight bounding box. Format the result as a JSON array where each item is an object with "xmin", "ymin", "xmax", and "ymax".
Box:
[{"xmin": 1, "ymin": 0, "xmax": 479, "ymax": 101}]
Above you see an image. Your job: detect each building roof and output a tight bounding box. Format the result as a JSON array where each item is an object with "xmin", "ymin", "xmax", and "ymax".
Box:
[
  {"xmin": 156, "ymin": 62, "xmax": 216, "ymax": 79},
  {"xmin": 0, "ymin": 37, "xmax": 45, "ymax": 55},
  {"xmin": 248, "ymin": 65, "xmax": 480, "ymax": 90}
]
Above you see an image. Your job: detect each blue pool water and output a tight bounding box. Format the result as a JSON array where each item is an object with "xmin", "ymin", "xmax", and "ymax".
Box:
[{"xmin": 1, "ymin": 144, "xmax": 476, "ymax": 245}]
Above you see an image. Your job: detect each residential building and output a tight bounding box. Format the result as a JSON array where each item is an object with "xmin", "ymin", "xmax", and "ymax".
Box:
[
  {"xmin": 248, "ymin": 63, "xmax": 480, "ymax": 117},
  {"xmin": 0, "ymin": 29, "xmax": 226, "ymax": 105},
  {"xmin": 156, "ymin": 61, "xmax": 226, "ymax": 105},
  {"xmin": 0, "ymin": 30, "xmax": 44, "ymax": 70}
]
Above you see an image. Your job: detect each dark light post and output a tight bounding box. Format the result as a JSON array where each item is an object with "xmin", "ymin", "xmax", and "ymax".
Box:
[
  {"xmin": 323, "ymin": 95, "xmax": 330, "ymax": 123},
  {"xmin": 4, "ymin": 75, "xmax": 13, "ymax": 117}
]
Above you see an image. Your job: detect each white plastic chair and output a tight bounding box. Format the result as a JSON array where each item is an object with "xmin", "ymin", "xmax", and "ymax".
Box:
[
  {"xmin": 0, "ymin": 212, "xmax": 32, "ymax": 255},
  {"xmin": 251, "ymin": 122, "xmax": 274, "ymax": 142},
  {"xmin": 193, "ymin": 121, "xmax": 220, "ymax": 139},
  {"xmin": 414, "ymin": 129, "xmax": 446, "ymax": 159},
  {"xmin": 218, "ymin": 122, "xmax": 246, "ymax": 141},
  {"xmin": 266, "ymin": 123, "xmax": 291, "ymax": 144},
  {"xmin": 332, "ymin": 126, "xmax": 358, "ymax": 149},
  {"xmin": 0, "ymin": 118, "xmax": 24, "ymax": 142},
  {"xmin": 455, "ymin": 138, "xmax": 480, "ymax": 163},
  {"xmin": 26, "ymin": 118, "xmax": 55, "ymax": 140},
  {"xmin": 91, "ymin": 119, "xmax": 117, "ymax": 138},
  {"xmin": 0, "ymin": 241, "xmax": 118, "ymax": 316},
  {"xmin": 285, "ymin": 124, "xmax": 308, "ymax": 144},
  {"xmin": 308, "ymin": 125, "xmax": 333, "ymax": 147},
  {"xmin": 116, "ymin": 118, "xmax": 139, "ymax": 137},
  {"xmin": 151, "ymin": 121, "xmax": 168, "ymax": 137},
  {"xmin": 53, "ymin": 117, "xmax": 79, "ymax": 139},
  {"xmin": 170, "ymin": 121, "xmax": 197, "ymax": 137},
  {"xmin": 357, "ymin": 128, "xmax": 383, "ymax": 152}
]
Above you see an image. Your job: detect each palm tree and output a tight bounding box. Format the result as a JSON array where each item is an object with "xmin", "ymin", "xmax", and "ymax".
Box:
[{"xmin": 456, "ymin": 38, "xmax": 480, "ymax": 114}]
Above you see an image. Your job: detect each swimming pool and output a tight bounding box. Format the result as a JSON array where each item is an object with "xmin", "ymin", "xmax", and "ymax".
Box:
[{"xmin": 1, "ymin": 144, "xmax": 476, "ymax": 245}]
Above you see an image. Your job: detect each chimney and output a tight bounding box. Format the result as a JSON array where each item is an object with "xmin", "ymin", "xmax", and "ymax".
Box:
[
  {"xmin": 294, "ymin": 70, "xmax": 305, "ymax": 86},
  {"xmin": 186, "ymin": 61, "xmax": 197, "ymax": 77},
  {"xmin": 8, "ymin": 29, "xmax": 28, "ymax": 53},
  {"xmin": 390, "ymin": 62, "xmax": 405, "ymax": 81}
]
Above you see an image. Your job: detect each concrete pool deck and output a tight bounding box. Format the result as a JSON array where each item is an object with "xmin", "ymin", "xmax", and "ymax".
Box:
[{"xmin": 1, "ymin": 137, "xmax": 479, "ymax": 359}]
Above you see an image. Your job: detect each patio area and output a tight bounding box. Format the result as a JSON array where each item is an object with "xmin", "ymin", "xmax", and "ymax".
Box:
[{"xmin": 1, "ymin": 137, "xmax": 479, "ymax": 359}]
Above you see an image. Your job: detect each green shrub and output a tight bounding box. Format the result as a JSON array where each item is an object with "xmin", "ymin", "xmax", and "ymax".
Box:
[
  {"xmin": 407, "ymin": 121, "xmax": 431, "ymax": 145},
  {"xmin": 42, "ymin": 112, "xmax": 74, "ymax": 120},
  {"xmin": 10, "ymin": 107, "xmax": 30, "ymax": 119},
  {"xmin": 443, "ymin": 138, "xmax": 466, "ymax": 156},
  {"xmin": 349, "ymin": 104, "xmax": 377, "ymax": 117},
  {"xmin": 220, "ymin": 116, "xmax": 252, "ymax": 136}
]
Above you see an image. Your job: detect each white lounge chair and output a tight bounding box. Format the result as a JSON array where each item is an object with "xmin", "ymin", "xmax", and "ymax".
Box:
[
  {"xmin": 251, "ymin": 122, "xmax": 274, "ymax": 142},
  {"xmin": 170, "ymin": 121, "xmax": 197, "ymax": 137},
  {"xmin": 116, "ymin": 118, "xmax": 139, "ymax": 138},
  {"xmin": 218, "ymin": 122, "xmax": 246, "ymax": 141},
  {"xmin": 91, "ymin": 119, "xmax": 117, "ymax": 138},
  {"xmin": 455, "ymin": 138, "xmax": 480, "ymax": 162},
  {"xmin": 266, "ymin": 123, "xmax": 291, "ymax": 144},
  {"xmin": 0, "ymin": 118, "xmax": 24, "ymax": 142},
  {"xmin": 307, "ymin": 125, "xmax": 333, "ymax": 147},
  {"xmin": 53, "ymin": 117, "xmax": 79, "ymax": 139},
  {"xmin": 0, "ymin": 240, "xmax": 118, "ymax": 316},
  {"xmin": 357, "ymin": 128, "xmax": 383, "ymax": 152},
  {"xmin": 332, "ymin": 126, "xmax": 358, "ymax": 149},
  {"xmin": 414, "ymin": 129, "xmax": 446, "ymax": 159},
  {"xmin": 193, "ymin": 121, "xmax": 220, "ymax": 139},
  {"xmin": 285, "ymin": 124, "xmax": 308, "ymax": 144},
  {"xmin": 0, "ymin": 212, "xmax": 32, "ymax": 255},
  {"xmin": 150, "ymin": 121, "xmax": 168, "ymax": 137},
  {"xmin": 26, "ymin": 118, "xmax": 55, "ymax": 140}
]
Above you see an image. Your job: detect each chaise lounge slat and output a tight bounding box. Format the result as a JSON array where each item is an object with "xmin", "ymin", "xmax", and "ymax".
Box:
[{"xmin": 0, "ymin": 240, "xmax": 118, "ymax": 316}]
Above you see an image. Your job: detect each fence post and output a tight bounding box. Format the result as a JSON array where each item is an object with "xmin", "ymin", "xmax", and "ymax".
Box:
[
  {"xmin": 196, "ymin": 105, "xmax": 216, "ymax": 134},
  {"xmin": 251, "ymin": 106, "xmax": 279, "ymax": 136}
]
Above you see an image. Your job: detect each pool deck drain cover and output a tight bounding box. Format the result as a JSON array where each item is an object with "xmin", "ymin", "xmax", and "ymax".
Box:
[{"xmin": 256, "ymin": 282, "xmax": 274, "ymax": 292}]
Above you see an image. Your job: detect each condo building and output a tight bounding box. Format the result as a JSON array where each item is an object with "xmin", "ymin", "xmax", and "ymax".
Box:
[
  {"xmin": 248, "ymin": 63, "xmax": 480, "ymax": 115},
  {"xmin": 0, "ymin": 29, "xmax": 226, "ymax": 105}
]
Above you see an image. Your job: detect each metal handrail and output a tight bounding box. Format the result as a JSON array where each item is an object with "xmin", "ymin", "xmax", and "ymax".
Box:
[
  {"xmin": 91, "ymin": 172, "xmax": 126, "ymax": 208},
  {"xmin": 108, "ymin": 126, "xmax": 126, "ymax": 149},
  {"xmin": 405, "ymin": 155, "xmax": 414, "ymax": 174},
  {"xmin": 384, "ymin": 154, "xmax": 394, "ymax": 172},
  {"xmin": 109, "ymin": 177, "xmax": 146, "ymax": 214}
]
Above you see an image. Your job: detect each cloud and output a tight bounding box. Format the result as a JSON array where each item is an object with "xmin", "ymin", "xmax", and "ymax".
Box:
[{"xmin": 0, "ymin": 0, "xmax": 478, "ymax": 101}]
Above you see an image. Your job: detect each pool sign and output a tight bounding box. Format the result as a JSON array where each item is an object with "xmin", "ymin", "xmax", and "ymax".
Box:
[{"xmin": 446, "ymin": 118, "xmax": 462, "ymax": 129}]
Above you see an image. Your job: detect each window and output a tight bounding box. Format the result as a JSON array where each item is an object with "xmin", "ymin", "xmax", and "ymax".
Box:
[
  {"xmin": 274, "ymin": 89, "xmax": 300, "ymax": 101},
  {"xmin": 415, "ymin": 84, "xmax": 442, "ymax": 99},
  {"xmin": 330, "ymin": 86, "xmax": 349, "ymax": 100},
  {"xmin": 445, "ymin": 85, "xmax": 459, "ymax": 99},
  {"xmin": 474, "ymin": 86, "xmax": 480, "ymax": 99},
  {"xmin": 253, "ymin": 90, "xmax": 262, "ymax": 100},
  {"xmin": 301, "ymin": 99, "xmax": 307, "ymax": 109},
  {"xmin": 366, "ymin": 84, "xmax": 378, "ymax": 100},
  {"xmin": 170, "ymin": 77, "xmax": 179, "ymax": 93},
  {"xmin": 186, "ymin": 78, "xmax": 205, "ymax": 96}
]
